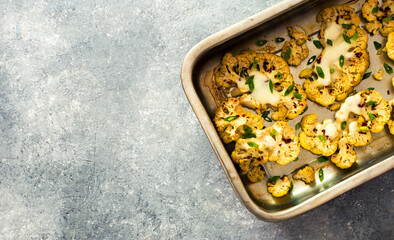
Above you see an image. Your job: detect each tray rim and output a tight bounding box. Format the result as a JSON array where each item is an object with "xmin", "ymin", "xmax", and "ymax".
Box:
[{"xmin": 180, "ymin": 0, "xmax": 394, "ymax": 222}]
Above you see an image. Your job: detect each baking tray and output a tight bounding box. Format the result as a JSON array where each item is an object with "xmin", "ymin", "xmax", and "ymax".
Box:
[{"xmin": 181, "ymin": 0, "xmax": 394, "ymax": 221}]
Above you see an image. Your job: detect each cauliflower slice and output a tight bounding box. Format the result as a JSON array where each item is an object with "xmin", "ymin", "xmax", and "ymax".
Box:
[
  {"xmin": 335, "ymin": 90, "xmax": 390, "ymax": 133},
  {"xmin": 331, "ymin": 137, "xmax": 357, "ymax": 169},
  {"xmin": 267, "ymin": 176, "xmax": 291, "ymax": 197},
  {"xmin": 303, "ymin": 6, "xmax": 370, "ymax": 106},
  {"xmin": 373, "ymin": 69, "xmax": 384, "ymax": 81},
  {"xmin": 281, "ymin": 27, "xmax": 309, "ymax": 66},
  {"xmin": 231, "ymin": 121, "xmax": 300, "ymax": 168},
  {"xmin": 214, "ymin": 98, "xmax": 264, "ymax": 143},
  {"xmin": 386, "ymin": 32, "xmax": 394, "ymax": 61},
  {"xmin": 247, "ymin": 165, "xmax": 265, "ymax": 183},
  {"xmin": 212, "ymin": 51, "xmax": 307, "ymax": 120},
  {"xmin": 293, "ymin": 166, "xmax": 315, "ymax": 184},
  {"xmin": 299, "ymin": 114, "xmax": 339, "ymax": 156}
]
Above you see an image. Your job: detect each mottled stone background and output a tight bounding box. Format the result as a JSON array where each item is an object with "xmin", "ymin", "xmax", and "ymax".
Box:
[{"xmin": 0, "ymin": 0, "xmax": 392, "ymax": 239}]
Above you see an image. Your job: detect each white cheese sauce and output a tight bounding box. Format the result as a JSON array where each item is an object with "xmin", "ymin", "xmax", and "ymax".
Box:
[
  {"xmin": 316, "ymin": 119, "xmax": 338, "ymax": 139},
  {"xmin": 249, "ymin": 71, "xmax": 281, "ymax": 106},
  {"xmin": 335, "ymin": 94, "xmax": 362, "ymax": 122},
  {"xmin": 315, "ymin": 22, "xmax": 355, "ymax": 86},
  {"xmin": 348, "ymin": 121, "xmax": 359, "ymax": 135}
]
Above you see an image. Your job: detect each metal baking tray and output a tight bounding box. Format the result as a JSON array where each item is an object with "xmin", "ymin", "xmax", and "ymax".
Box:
[{"xmin": 181, "ymin": 0, "xmax": 394, "ymax": 221}]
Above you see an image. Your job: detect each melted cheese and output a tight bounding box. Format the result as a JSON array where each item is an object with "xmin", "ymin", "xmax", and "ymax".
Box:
[
  {"xmin": 348, "ymin": 121, "xmax": 358, "ymax": 135},
  {"xmin": 316, "ymin": 119, "xmax": 338, "ymax": 139},
  {"xmin": 250, "ymin": 71, "xmax": 281, "ymax": 106},
  {"xmin": 315, "ymin": 22, "xmax": 355, "ymax": 86},
  {"xmin": 335, "ymin": 94, "xmax": 362, "ymax": 122}
]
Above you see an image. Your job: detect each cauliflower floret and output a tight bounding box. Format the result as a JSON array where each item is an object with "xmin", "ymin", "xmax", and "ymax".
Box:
[
  {"xmin": 281, "ymin": 27, "xmax": 309, "ymax": 66},
  {"xmin": 293, "ymin": 166, "xmax": 315, "ymax": 184},
  {"xmin": 362, "ymin": 0, "xmax": 394, "ymax": 36},
  {"xmin": 214, "ymin": 98, "xmax": 264, "ymax": 143},
  {"xmin": 386, "ymin": 32, "xmax": 394, "ymax": 61},
  {"xmin": 267, "ymin": 176, "xmax": 291, "ymax": 197},
  {"xmin": 247, "ymin": 165, "xmax": 265, "ymax": 183},
  {"xmin": 373, "ymin": 69, "xmax": 384, "ymax": 80},
  {"xmin": 304, "ymin": 6, "xmax": 370, "ymax": 106},
  {"xmin": 231, "ymin": 121, "xmax": 300, "ymax": 167},
  {"xmin": 335, "ymin": 90, "xmax": 391, "ymax": 133},
  {"xmin": 299, "ymin": 114, "xmax": 339, "ymax": 156},
  {"xmin": 331, "ymin": 137, "xmax": 357, "ymax": 169},
  {"xmin": 362, "ymin": 0, "xmax": 379, "ymax": 22},
  {"xmin": 365, "ymin": 21, "xmax": 383, "ymax": 35},
  {"xmin": 281, "ymin": 39, "xmax": 309, "ymax": 66},
  {"xmin": 231, "ymin": 139, "xmax": 268, "ymax": 171}
]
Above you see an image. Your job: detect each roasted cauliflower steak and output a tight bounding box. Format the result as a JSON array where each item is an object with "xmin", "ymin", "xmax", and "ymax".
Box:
[
  {"xmin": 303, "ymin": 5, "xmax": 370, "ymax": 106},
  {"xmin": 213, "ymin": 51, "xmax": 307, "ymax": 120}
]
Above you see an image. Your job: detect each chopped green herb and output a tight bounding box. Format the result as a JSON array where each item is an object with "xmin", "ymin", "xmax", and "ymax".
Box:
[
  {"xmin": 313, "ymin": 40, "xmax": 323, "ymax": 49},
  {"xmin": 269, "ymin": 79, "xmax": 274, "ymax": 94},
  {"xmin": 339, "ymin": 55, "xmax": 344, "ymax": 68},
  {"xmin": 247, "ymin": 142, "xmax": 259, "ymax": 148},
  {"xmin": 294, "ymin": 157, "xmax": 299, "ymax": 162},
  {"xmin": 275, "ymin": 37, "xmax": 285, "ymax": 43},
  {"xmin": 359, "ymin": 126, "xmax": 368, "ymax": 131},
  {"xmin": 284, "ymin": 84, "xmax": 295, "ymax": 96},
  {"xmin": 252, "ymin": 59, "xmax": 258, "ymax": 69},
  {"xmin": 384, "ymin": 63, "xmax": 393, "ymax": 74},
  {"xmin": 270, "ymin": 130, "xmax": 278, "ymax": 136},
  {"xmin": 342, "ymin": 23, "xmax": 352, "ymax": 30},
  {"xmin": 327, "ymin": 39, "xmax": 333, "ymax": 46},
  {"xmin": 256, "ymin": 39, "xmax": 267, "ymax": 46},
  {"xmin": 262, "ymin": 110, "xmax": 272, "ymax": 122},
  {"xmin": 289, "ymin": 181, "xmax": 294, "ymax": 192},
  {"xmin": 307, "ymin": 55, "xmax": 316, "ymax": 65},
  {"xmin": 316, "ymin": 66, "xmax": 325, "ymax": 79},
  {"xmin": 319, "ymin": 169, "xmax": 324, "ymax": 182},
  {"xmin": 352, "ymin": 32, "xmax": 359, "ymax": 40},
  {"xmin": 362, "ymin": 72, "xmax": 372, "ymax": 80},
  {"xmin": 245, "ymin": 75, "xmax": 255, "ymax": 91},
  {"xmin": 268, "ymin": 176, "xmax": 280, "ymax": 183},
  {"xmin": 275, "ymin": 71, "xmax": 282, "ymax": 79},
  {"xmin": 295, "ymin": 122, "xmax": 301, "ymax": 130},
  {"xmin": 284, "ymin": 48, "xmax": 292, "ymax": 60},
  {"xmin": 366, "ymin": 101, "xmax": 377, "ymax": 106},
  {"xmin": 372, "ymin": 6, "xmax": 378, "ymax": 13},
  {"xmin": 342, "ymin": 34, "xmax": 351, "ymax": 44},
  {"xmin": 300, "ymin": 106, "xmax": 308, "ymax": 115},
  {"xmin": 293, "ymin": 92, "xmax": 302, "ymax": 100},
  {"xmin": 374, "ymin": 41, "xmax": 382, "ymax": 50},
  {"xmin": 318, "ymin": 135, "xmax": 326, "ymax": 142},
  {"xmin": 224, "ymin": 115, "xmax": 239, "ymax": 122},
  {"xmin": 341, "ymin": 121, "xmax": 347, "ymax": 130},
  {"xmin": 368, "ymin": 87, "xmax": 375, "ymax": 90},
  {"xmin": 243, "ymin": 132, "xmax": 256, "ymax": 138},
  {"xmin": 317, "ymin": 156, "xmax": 329, "ymax": 162},
  {"xmin": 383, "ymin": 16, "xmax": 394, "ymax": 21},
  {"xmin": 308, "ymin": 77, "xmax": 314, "ymax": 81},
  {"xmin": 240, "ymin": 70, "xmax": 247, "ymax": 77},
  {"xmin": 330, "ymin": 68, "xmax": 335, "ymax": 74},
  {"xmin": 243, "ymin": 125, "xmax": 253, "ymax": 133},
  {"xmin": 368, "ymin": 113, "xmax": 376, "ymax": 120}
]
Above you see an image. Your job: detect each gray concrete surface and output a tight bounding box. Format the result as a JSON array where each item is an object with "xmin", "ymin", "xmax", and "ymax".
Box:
[{"xmin": 0, "ymin": 0, "xmax": 392, "ymax": 239}]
